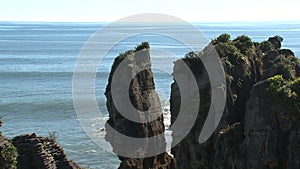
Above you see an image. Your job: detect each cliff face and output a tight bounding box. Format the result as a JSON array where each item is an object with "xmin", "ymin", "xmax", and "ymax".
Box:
[
  {"xmin": 170, "ymin": 57, "xmax": 212, "ymax": 169},
  {"xmin": 243, "ymin": 80, "xmax": 300, "ymax": 168},
  {"xmin": 212, "ymin": 79, "xmax": 299, "ymax": 169},
  {"xmin": 105, "ymin": 42, "xmax": 175, "ymax": 169},
  {"xmin": 170, "ymin": 35, "xmax": 300, "ymax": 169}
]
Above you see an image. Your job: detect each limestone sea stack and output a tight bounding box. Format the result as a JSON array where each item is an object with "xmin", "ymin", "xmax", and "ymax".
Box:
[{"xmin": 105, "ymin": 42, "xmax": 176, "ymax": 169}]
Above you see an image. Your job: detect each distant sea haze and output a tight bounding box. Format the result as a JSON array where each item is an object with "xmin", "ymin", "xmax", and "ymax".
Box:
[{"xmin": 0, "ymin": 21, "xmax": 299, "ymax": 168}]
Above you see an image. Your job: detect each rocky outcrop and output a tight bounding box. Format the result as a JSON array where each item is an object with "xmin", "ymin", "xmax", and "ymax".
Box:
[
  {"xmin": 212, "ymin": 80, "xmax": 299, "ymax": 169},
  {"xmin": 105, "ymin": 42, "xmax": 176, "ymax": 169},
  {"xmin": 11, "ymin": 133, "xmax": 83, "ymax": 169},
  {"xmin": 243, "ymin": 80, "xmax": 300, "ymax": 168},
  {"xmin": 170, "ymin": 35, "xmax": 300, "ymax": 169},
  {"xmin": 1, "ymin": 118, "xmax": 83, "ymax": 169},
  {"xmin": 0, "ymin": 119, "xmax": 18, "ymax": 169}
]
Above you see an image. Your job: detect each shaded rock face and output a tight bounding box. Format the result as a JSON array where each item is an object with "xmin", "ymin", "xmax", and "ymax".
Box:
[
  {"xmin": 11, "ymin": 134, "xmax": 83, "ymax": 169},
  {"xmin": 0, "ymin": 120, "xmax": 18, "ymax": 169},
  {"xmin": 243, "ymin": 81, "xmax": 300, "ymax": 168},
  {"xmin": 170, "ymin": 35, "xmax": 300, "ymax": 169},
  {"xmin": 170, "ymin": 58, "xmax": 212, "ymax": 169},
  {"xmin": 105, "ymin": 43, "xmax": 175, "ymax": 169},
  {"xmin": 268, "ymin": 36, "xmax": 283, "ymax": 50},
  {"xmin": 0, "ymin": 135, "xmax": 17, "ymax": 169}
]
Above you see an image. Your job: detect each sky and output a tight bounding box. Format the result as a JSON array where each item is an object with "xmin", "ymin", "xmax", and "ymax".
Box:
[{"xmin": 0, "ymin": 0, "xmax": 299, "ymax": 22}]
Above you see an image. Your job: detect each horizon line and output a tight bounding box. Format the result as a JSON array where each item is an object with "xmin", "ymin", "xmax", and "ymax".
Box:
[{"xmin": 1, "ymin": 20, "xmax": 300, "ymax": 24}]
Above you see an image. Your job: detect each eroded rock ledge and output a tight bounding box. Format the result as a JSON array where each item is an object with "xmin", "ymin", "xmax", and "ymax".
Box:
[
  {"xmin": 12, "ymin": 134, "xmax": 83, "ymax": 169},
  {"xmin": 0, "ymin": 119, "xmax": 83, "ymax": 169}
]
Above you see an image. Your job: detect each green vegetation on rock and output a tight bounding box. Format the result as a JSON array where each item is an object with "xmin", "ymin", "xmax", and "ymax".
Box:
[
  {"xmin": 260, "ymin": 40, "xmax": 275, "ymax": 53},
  {"xmin": 267, "ymin": 75, "xmax": 300, "ymax": 118},
  {"xmin": 135, "ymin": 42, "xmax": 150, "ymax": 51},
  {"xmin": 232, "ymin": 35, "xmax": 253, "ymax": 54},
  {"xmin": 0, "ymin": 143, "xmax": 18, "ymax": 169},
  {"xmin": 113, "ymin": 42, "xmax": 150, "ymax": 67},
  {"xmin": 0, "ymin": 120, "xmax": 18, "ymax": 169},
  {"xmin": 213, "ymin": 34, "xmax": 252, "ymax": 85}
]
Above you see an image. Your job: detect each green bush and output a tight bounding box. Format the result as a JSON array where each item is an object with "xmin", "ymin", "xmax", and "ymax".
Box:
[
  {"xmin": 291, "ymin": 78, "xmax": 300, "ymax": 96},
  {"xmin": 267, "ymin": 75, "xmax": 289, "ymax": 97},
  {"xmin": 115, "ymin": 42, "xmax": 150, "ymax": 63},
  {"xmin": 267, "ymin": 75, "xmax": 300, "ymax": 116},
  {"xmin": 233, "ymin": 35, "xmax": 253, "ymax": 54},
  {"xmin": 215, "ymin": 42, "xmax": 249, "ymax": 80},
  {"xmin": 213, "ymin": 33, "xmax": 231, "ymax": 44},
  {"xmin": 262, "ymin": 41, "xmax": 274, "ymax": 52},
  {"xmin": 260, "ymin": 41, "xmax": 275, "ymax": 53},
  {"xmin": 135, "ymin": 42, "xmax": 150, "ymax": 51},
  {"xmin": 1, "ymin": 142, "xmax": 18, "ymax": 169},
  {"xmin": 268, "ymin": 35, "xmax": 283, "ymax": 49},
  {"xmin": 263, "ymin": 53, "xmax": 298, "ymax": 79}
]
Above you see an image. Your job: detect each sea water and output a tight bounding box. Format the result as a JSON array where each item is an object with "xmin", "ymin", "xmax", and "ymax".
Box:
[{"xmin": 0, "ymin": 21, "xmax": 299, "ymax": 168}]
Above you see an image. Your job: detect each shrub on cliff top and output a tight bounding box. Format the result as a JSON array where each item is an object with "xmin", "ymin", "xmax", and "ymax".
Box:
[
  {"xmin": 268, "ymin": 35, "xmax": 283, "ymax": 49},
  {"xmin": 233, "ymin": 35, "xmax": 254, "ymax": 54},
  {"xmin": 260, "ymin": 36, "xmax": 283, "ymax": 53},
  {"xmin": 113, "ymin": 42, "xmax": 150, "ymax": 67},
  {"xmin": 213, "ymin": 33, "xmax": 231, "ymax": 44},
  {"xmin": 184, "ymin": 51, "xmax": 202, "ymax": 62},
  {"xmin": 262, "ymin": 52, "xmax": 299, "ymax": 79},
  {"xmin": 135, "ymin": 42, "xmax": 150, "ymax": 51},
  {"xmin": 213, "ymin": 37, "xmax": 250, "ymax": 83},
  {"xmin": 260, "ymin": 41, "xmax": 276, "ymax": 53},
  {"xmin": 267, "ymin": 75, "xmax": 300, "ymax": 117}
]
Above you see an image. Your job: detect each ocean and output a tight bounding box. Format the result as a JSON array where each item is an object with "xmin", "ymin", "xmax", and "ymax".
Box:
[{"xmin": 0, "ymin": 21, "xmax": 299, "ymax": 168}]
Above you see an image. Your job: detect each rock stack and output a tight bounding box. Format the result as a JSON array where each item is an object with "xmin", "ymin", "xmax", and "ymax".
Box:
[{"xmin": 105, "ymin": 42, "xmax": 176, "ymax": 169}]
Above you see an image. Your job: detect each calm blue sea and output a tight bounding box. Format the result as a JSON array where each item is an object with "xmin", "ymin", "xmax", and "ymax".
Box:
[{"xmin": 0, "ymin": 21, "xmax": 299, "ymax": 168}]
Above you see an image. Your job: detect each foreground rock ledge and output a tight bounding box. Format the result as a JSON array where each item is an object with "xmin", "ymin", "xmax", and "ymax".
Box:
[
  {"xmin": 12, "ymin": 134, "xmax": 83, "ymax": 169},
  {"xmin": 1, "ymin": 118, "xmax": 83, "ymax": 169}
]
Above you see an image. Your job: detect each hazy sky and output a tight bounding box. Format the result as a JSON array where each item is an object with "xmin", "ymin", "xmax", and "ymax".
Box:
[{"xmin": 0, "ymin": 0, "xmax": 299, "ymax": 22}]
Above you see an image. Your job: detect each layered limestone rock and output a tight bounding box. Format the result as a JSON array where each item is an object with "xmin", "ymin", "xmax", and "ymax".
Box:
[
  {"xmin": 1, "ymin": 118, "xmax": 83, "ymax": 169},
  {"xmin": 243, "ymin": 80, "xmax": 300, "ymax": 168},
  {"xmin": 105, "ymin": 42, "xmax": 176, "ymax": 169},
  {"xmin": 12, "ymin": 134, "xmax": 83, "ymax": 169},
  {"xmin": 170, "ymin": 35, "xmax": 300, "ymax": 169},
  {"xmin": 213, "ymin": 80, "xmax": 299, "ymax": 169},
  {"xmin": 170, "ymin": 56, "xmax": 213, "ymax": 169}
]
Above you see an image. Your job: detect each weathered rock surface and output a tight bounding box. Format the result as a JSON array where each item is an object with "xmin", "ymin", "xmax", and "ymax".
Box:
[
  {"xmin": 105, "ymin": 42, "xmax": 176, "ymax": 169},
  {"xmin": 0, "ymin": 119, "xmax": 18, "ymax": 169},
  {"xmin": 11, "ymin": 133, "xmax": 83, "ymax": 169},
  {"xmin": 1, "ymin": 118, "xmax": 83, "ymax": 169},
  {"xmin": 170, "ymin": 35, "xmax": 300, "ymax": 169},
  {"xmin": 243, "ymin": 80, "xmax": 300, "ymax": 168},
  {"xmin": 170, "ymin": 56, "xmax": 212, "ymax": 169}
]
